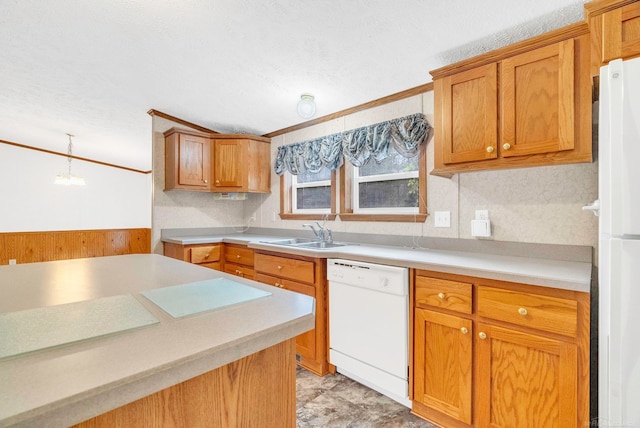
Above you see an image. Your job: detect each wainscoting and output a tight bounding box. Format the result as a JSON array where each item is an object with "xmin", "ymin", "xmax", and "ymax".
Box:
[{"xmin": 0, "ymin": 228, "xmax": 151, "ymax": 265}]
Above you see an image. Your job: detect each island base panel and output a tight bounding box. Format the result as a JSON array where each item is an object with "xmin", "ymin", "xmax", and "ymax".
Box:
[{"xmin": 73, "ymin": 338, "xmax": 296, "ymax": 428}]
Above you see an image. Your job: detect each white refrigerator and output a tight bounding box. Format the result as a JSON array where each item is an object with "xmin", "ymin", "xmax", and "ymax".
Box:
[{"xmin": 598, "ymin": 56, "xmax": 640, "ymax": 427}]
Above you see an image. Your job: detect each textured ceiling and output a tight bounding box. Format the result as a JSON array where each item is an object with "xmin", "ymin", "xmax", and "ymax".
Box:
[{"xmin": 0, "ymin": 0, "xmax": 587, "ymax": 171}]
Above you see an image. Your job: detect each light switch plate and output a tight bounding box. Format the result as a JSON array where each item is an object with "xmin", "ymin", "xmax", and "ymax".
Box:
[{"xmin": 434, "ymin": 211, "xmax": 451, "ymax": 228}]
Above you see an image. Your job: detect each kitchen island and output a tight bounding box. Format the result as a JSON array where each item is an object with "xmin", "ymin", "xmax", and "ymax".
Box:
[{"xmin": 0, "ymin": 254, "xmax": 315, "ymax": 427}]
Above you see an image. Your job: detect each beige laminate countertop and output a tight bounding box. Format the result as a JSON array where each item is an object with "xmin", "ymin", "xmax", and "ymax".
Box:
[
  {"xmin": 163, "ymin": 234, "xmax": 593, "ymax": 293},
  {"xmin": 0, "ymin": 254, "xmax": 315, "ymax": 428}
]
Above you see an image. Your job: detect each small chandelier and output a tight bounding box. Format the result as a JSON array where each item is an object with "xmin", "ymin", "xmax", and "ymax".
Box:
[
  {"xmin": 54, "ymin": 133, "xmax": 86, "ymax": 186},
  {"xmin": 297, "ymin": 94, "xmax": 316, "ymax": 119}
]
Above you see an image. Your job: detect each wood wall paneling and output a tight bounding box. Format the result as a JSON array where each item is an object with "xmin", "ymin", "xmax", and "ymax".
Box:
[
  {"xmin": 0, "ymin": 229, "xmax": 151, "ymax": 265},
  {"xmin": 73, "ymin": 338, "xmax": 296, "ymax": 428}
]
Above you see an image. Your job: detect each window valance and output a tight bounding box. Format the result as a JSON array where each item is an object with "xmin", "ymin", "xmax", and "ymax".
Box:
[{"xmin": 274, "ymin": 113, "xmax": 432, "ymax": 175}]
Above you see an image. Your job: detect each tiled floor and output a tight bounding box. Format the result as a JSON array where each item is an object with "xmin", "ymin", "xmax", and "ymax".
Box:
[{"xmin": 296, "ymin": 367, "xmax": 437, "ymax": 428}]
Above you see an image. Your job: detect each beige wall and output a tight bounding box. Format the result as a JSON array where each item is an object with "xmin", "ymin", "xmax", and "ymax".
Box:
[
  {"xmin": 151, "ymin": 116, "xmax": 245, "ymax": 254},
  {"xmin": 246, "ymin": 91, "xmax": 599, "ymax": 248}
]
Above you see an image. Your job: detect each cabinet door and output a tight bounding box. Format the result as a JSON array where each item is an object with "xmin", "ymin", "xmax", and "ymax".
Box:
[
  {"xmin": 282, "ymin": 278, "xmax": 317, "ymax": 360},
  {"xmin": 254, "ymin": 273, "xmax": 316, "ymax": 360},
  {"xmin": 178, "ymin": 134, "xmax": 210, "ymax": 187},
  {"xmin": 501, "ymin": 40, "xmax": 575, "ymax": 158},
  {"xmin": 214, "ymin": 140, "xmax": 245, "ymax": 189},
  {"xmin": 439, "ymin": 63, "xmax": 498, "ymax": 164},
  {"xmin": 476, "ymin": 323, "xmax": 577, "ymax": 428},
  {"xmin": 602, "ymin": 3, "xmax": 640, "ymax": 63},
  {"xmin": 414, "ymin": 308, "xmax": 472, "ymax": 424}
]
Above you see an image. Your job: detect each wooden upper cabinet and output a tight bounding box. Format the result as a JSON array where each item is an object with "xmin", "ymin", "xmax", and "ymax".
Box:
[
  {"xmin": 589, "ymin": 1, "xmax": 640, "ymax": 66},
  {"xmin": 164, "ymin": 128, "xmax": 211, "ymax": 191},
  {"xmin": 213, "ymin": 137, "xmax": 271, "ymax": 193},
  {"xmin": 438, "ymin": 63, "xmax": 498, "ymax": 164},
  {"xmin": 431, "ymin": 31, "xmax": 592, "ymax": 176},
  {"xmin": 214, "ymin": 139, "xmax": 244, "ymax": 189},
  {"xmin": 164, "ymin": 128, "xmax": 271, "ymax": 193},
  {"xmin": 501, "ymin": 39, "xmax": 575, "ymax": 158}
]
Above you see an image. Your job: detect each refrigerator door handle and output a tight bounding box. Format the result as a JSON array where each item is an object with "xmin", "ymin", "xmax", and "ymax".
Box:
[{"xmin": 582, "ymin": 199, "xmax": 600, "ymax": 216}]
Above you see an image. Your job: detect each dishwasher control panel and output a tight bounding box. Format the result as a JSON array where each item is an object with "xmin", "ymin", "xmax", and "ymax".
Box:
[{"xmin": 327, "ymin": 259, "xmax": 408, "ymax": 296}]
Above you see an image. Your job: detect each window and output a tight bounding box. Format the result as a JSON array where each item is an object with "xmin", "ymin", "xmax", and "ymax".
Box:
[
  {"xmin": 340, "ymin": 144, "xmax": 426, "ymax": 222},
  {"xmin": 279, "ymin": 168, "xmax": 337, "ymax": 220},
  {"xmin": 292, "ymin": 168, "xmax": 332, "ymax": 213},
  {"xmin": 353, "ymin": 148, "xmax": 419, "ymax": 214}
]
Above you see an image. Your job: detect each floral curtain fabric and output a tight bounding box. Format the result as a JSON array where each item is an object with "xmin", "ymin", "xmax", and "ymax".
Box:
[{"xmin": 274, "ymin": 113, "xmax": 432, "ymax": 175}]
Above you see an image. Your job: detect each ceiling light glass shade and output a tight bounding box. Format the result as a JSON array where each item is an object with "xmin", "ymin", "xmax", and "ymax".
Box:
[
  {"xmin": 297, "ymin": 94, "xmax": 316, "ymax": 119},
  {"xmin": 54, "ymin": 174, "xmax": 86, "ymax": 186}
]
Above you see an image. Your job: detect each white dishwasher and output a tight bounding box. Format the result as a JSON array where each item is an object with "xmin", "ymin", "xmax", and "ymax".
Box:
[{"xmin": 327, "ymin": 258, "xmax": 410, "ymax": 407}]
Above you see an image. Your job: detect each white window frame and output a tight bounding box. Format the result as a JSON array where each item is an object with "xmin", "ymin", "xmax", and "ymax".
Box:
[
  {"xmin": 291, "ymin": 173, "xmax": 332, "ymax": 214},
  {"xmin": 352, "ymin": 167, "xmax": 419, "ymax": 214}
]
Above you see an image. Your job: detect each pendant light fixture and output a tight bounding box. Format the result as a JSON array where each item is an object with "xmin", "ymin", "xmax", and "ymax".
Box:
[
  {"xmin": 297, "ymin": 94, "xmax": 316, "ymax": 119},
  {"xmin": 54, "ymin": 133, "xmax": 86, "ymax": 186}
]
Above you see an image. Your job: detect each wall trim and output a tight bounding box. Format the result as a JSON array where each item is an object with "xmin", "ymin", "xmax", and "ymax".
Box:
[
  {"xmin": 263, "ymin": 82, "xmax": 434, "ymax": 138},
  {"xmin": 147, "ymin": 109, "xmax": 220, "ymax": 134},
  {"xmin": 0, "ymin": 139, "xmax": 151, "ymax": 174}
]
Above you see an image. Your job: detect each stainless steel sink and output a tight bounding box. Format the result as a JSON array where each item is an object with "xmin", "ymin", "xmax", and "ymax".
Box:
[
  {"xmin": 261, "ymin": 238, "xmax": 317, "ymax": 245},
  {"xmin": 296, "ymin": 241, "xmax": 350, "ymax": 249},
  {"xmin": 261, "ymin": 238, "xmax": 354, "ymax": 250}
]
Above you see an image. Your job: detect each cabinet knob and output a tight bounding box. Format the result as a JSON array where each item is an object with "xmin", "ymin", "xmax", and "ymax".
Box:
[
  {"xmin": 274, "ymin": 282, "xmax": 280, "ymax": 287},
  {"xmin": 277, "ymin": 265, "xmax": 282, "ymax": 270},
  {"xmin": 437, "ymin": 292, "xmax": 446, "ymax": 300},
  {"xmin": 215, "ymin": 179, "xmax": 220, "ymax": 185},
  {"xmin": 236, "ymin": 254, "xmax": 241, "ymax": 259},
  {"xmin": 205, "ymin": 253, "xmax": 210, "ymax": 258},
  {"xmin": 479, "ymin": 332, "xmax": 487, "ymax": 340},
  {"xmin": 486, "ymin": 146, "xmax": 494, "ymax": 153},
  {"xmin": 236, "ymin": 270, "xmax": 241, "ymax": 274},
  {"xmin": 503, "ymin": 143, "xmax": 511, "ymax": 150},
  {"xmin": 460, "ymin": 327, "xmax": 469, "ymax": 335},
  {"xmin": 203, "ymin": 179, "xmax": 208, "ymax": 183},
  {"xmin": 518, "ymin": 307, "xmax": 528, "ymax": 316}
]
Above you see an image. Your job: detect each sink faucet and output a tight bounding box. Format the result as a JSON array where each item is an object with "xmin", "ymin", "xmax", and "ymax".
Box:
[{"xmin": 303, "ymin": 222, "xmax": 332, "ymax": 243}]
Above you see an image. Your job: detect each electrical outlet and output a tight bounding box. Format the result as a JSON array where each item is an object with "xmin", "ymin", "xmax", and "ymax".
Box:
[
  {"xmin": 434, "ymin": 211, "xmax": 451, "ymax": 228},
  {"xmin": 9, "ymin": 259, "xmax": 16, "ymax": 265},
  {"xmin": 475, "ymin": 210, "xmax": 489, "ymax": 220}
]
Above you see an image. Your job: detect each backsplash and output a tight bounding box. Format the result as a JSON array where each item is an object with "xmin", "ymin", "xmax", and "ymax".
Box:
[
  {"xmin": 151, "ymin": 116, "xmax": 244, "ymax": 254},
  {"xmin": 151, "ymin": 91, "xmax": 598, "ymax": 254},
  {"xmin": 245, "ymin": 91, "xmax": 598, "ymax": 250}
]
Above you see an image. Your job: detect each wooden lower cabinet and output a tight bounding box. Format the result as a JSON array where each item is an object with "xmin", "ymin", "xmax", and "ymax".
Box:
[
  {"xmin": 163, "ymin": 242, "xmax": 221, "ymax": 270},
  {"xmin": 414, "ymin": 309, "xmax": 472, "ymax": 425},
  {"xmin": 411, "ymin": 270, "xmax": 589, "ymax": 428},
  {"xmin": 254, "ymin": 251, "xmax": 328, "ymax": 376},
  {"xmin": 255, "ymin": 273, "xmax": 317, "ymax": 360},
  {"xmin": 476, "ymin": 324, "xmax": 578, "ymax": 428},
  {"xmin": 222, "ymin": 243, "xmax": 255, "ymax": 280}
]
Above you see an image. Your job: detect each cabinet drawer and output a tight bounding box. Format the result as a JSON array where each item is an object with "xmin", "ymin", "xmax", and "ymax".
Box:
[
  {"xmin": 415, "ymin": 276, "xmax": 472, "ymax": 314},
  {"xmin": 190, "ymin": 245, "xmax": 221, "ymax": 264},
  {"xmin": 224, "ymin": 245, "xmax": 254, "ymax": 267},
  {"xmin": 224, "ymin": 262, "xmax": 254, "ymax": 279},
  {"xmin": 200, "ymin": 261, "xmax": 221, "ymax": 271},
  {"xmin": 477, "ymin": 286, "xmax": 578, "ymax": 337},
  {"xmin": 255, "ymin": 253, "xmax": 315, "ymax": 284},
  {"xmin": 255, "ymin": 273, "xmax": 316, "ymax": 296}
]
